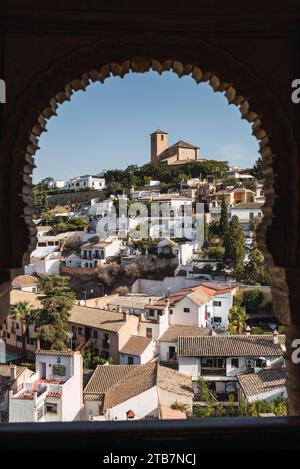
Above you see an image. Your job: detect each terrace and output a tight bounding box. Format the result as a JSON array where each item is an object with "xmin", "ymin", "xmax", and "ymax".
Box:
[{"xmin": 12, "ymin": 379, "xmax": 64, "ymax": 401}]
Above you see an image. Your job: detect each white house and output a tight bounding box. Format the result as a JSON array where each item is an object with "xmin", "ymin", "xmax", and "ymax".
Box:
[
  {"xmin": 9, "ymin": 350, "xmax": 83, "ymax": 422},
  {"xmin": 176, "ymin": 334, "xmax": 285, "ymax": 399},
  {"xmin": 25, "ymin": 246, "xmax": 62, "ymax": 275},
  {"xmin": 11, "ymin": 275, "xmax": 39, "ymax": 293},
  {"xmin": 119, "ymin": 336, "xmax": 155, "ymax": 365},
  {"xmin": 80, "ymin": 238, "xmax": 122, "ymax": 268},
  {"xmin": 83, "ymin": 362, "xmax": 193, "ymax": 421},
  {"xmin": 65, "ymin": 175, "xmax": 106, "ymax": 191},
  {"xmin": 88, "ymin": 200, "xmax": 115, "ymax": 231},
  {"xmin": 64, "ymin": 253, "xmax": 82, "ymax": 268},
  {"xmin": 47, "ymin": 179, "xmax": 66, "ymax": 189},
  {"xmin": 165, "ymin": 283, "xmax": 234, "ymax": 331},
  {"xmin": 156, "ymin": 238, "xmax": 196, "ymax": 265}
]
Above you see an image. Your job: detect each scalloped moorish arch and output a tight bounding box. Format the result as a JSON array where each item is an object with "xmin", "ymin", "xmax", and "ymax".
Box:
[{"xmin": 1, "ymin": 35, "xmax": 299, "ymax": 414}]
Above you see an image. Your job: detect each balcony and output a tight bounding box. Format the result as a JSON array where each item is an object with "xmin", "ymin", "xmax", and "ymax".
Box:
[{"xmin": 201, "ymin": 367, "xmax": 226, "ymax": 377}]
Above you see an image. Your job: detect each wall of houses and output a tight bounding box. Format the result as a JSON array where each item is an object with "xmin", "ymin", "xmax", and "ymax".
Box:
[
  {"xmin": 157, "ymin": 387, "xmax": 192, "ymax": 414},
  {"xmin": 178, "ymin": 357, "xmax": 200, "ymax": 380},
  {"xmin": 170, "ymin": 297, "xmax": 207, "ymax": 327},
  {"xmin": 159, "ymin": 340, "xmax": 177, "ymax": 362},
  {"xmin": 60, "ymin": 353, "xmax": 83, "ymax": 421},
  {"xmin": 25, "ymin": 257, "xmax": 61, "ymax": 275},
  {"xmin": 211, "ymin": 291, "xmax": 233, "ymax": 329},
  {"xmin": 119, "ymin": 340, "xmax": 155, "ymax": 365},
  {"xmin": 105, "ymin": 386, "xmax": 159, "ymax": 421}
]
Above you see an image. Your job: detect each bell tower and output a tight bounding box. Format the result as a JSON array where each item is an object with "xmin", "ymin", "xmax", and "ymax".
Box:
[{"xmin": 150, "ymin": 129, "xmax": 168, "ymax": 162}]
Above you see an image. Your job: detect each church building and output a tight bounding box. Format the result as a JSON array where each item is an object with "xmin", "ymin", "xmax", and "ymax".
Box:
[{"xmin": 150, "ymin": 129, "xmax": 200, "ymax": 166}]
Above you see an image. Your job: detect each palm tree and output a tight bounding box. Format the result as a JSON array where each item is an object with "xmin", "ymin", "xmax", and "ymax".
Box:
[
  {"xmin": 228, "ymin": 304, "xmax": 248, "ymax": 335},
  {"xmin": 10, "ymin": 301, "xmax": 37, "ymax": 358}
]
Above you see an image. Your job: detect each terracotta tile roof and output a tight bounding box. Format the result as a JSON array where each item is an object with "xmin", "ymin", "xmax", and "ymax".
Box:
[
  {"xmin": 120, "ymin": 336, "xmax": 152, "ymax": 356},
  {"xmin": 150, "ymin": 129, "xmax": 168, "ymax": 135},
  {"xmin": 46, "ymin": 392, "xmax": 62, "ymax": 399},
  {"xmin": 0, "ymin": 365, "xmax": 27, "ymax": 379},
  {"xmin": 84, "ymin": 365, "xmax": 140, "ymax": 400},
  {"xmin": 237, "ymin": 367, "xmax": 286, "ymax": 398},
  {"xmin": 12, "ymin": 275, "xmax": 39, "ymax": 288},
  {"xmin": 177, "ymin": 335, "xmax": 286, "ymax": 357},
  {"xmin": 10, "ymin": 290, "xmax": 42, "ymax": 308},
  {"xmin": 167, "ymin": 140, "xmax": 199, "ymax": 150},
  {"xmin": 68, "ymin": 305, "xmax": 138, "ymax": 332},
  {"xmin": 81, "ymin": 241, "xmax": 112, "ymax": 249},
  {"xmin": 85, "ymin": 363, "xmax": 193, "ymax": 410},
  {"xmin": 158, "ymin": 325, "xmax": 212, "ymax": 343},
  {"xmin": 232, "ymin": 202, "xmax": 263, "ymax": 210},
  {"xmin": 186, "ymin": 289, "xmax": 212, "ymax": 306},
  {"xmin": 35, "ymin": 349, "xmax": 78, "ymax": 357}
]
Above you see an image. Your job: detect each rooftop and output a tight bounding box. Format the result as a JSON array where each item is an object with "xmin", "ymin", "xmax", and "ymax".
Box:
[
  {"xmin": 11, "ymin": 275, "xmax": 39, "ymax": 288},
  {"xmin": 232, "ymin": 202, "xmax": 263, "ymax": 210},
  {"xmin": 177, "ymin": 335, "xmax": 286, "ymax": 357},
  {"xmin": 84, "ymin": 363, "xmax": 193, "ymax": 410},
  {"xmin": 120, "ymin": 336, "xmax": 152, "ymax": 356},
  {"xmin": 107, "ymin": 295, "xmax": 161, "ymax": 310},
  {"xmin": 167, "ymin": 140, "xmax": 199, "ymax": 150},
  {"xmin": 68, "ymin": 305, "xmax": 138, "ymax": 332},
  {"xmin": 159, "ymin": 325, "xmax": 212, "ymax": 343},
  {"xmin": 237, "ymin": 367, "xmax": 286, "ymax": 398}
]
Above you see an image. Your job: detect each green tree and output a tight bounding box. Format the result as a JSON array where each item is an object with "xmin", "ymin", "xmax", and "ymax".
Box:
[
  {"xmin": 36, "ymin": 275, "xmax": 76, "ymax": 350},
  {"xmin": 225, "ymin": 216, "xmax": 246, "ymax": 280},
  {"xmin": 194, "ymin": 377, "xmax": 218, "ymax": 418},
  {"xmin": 250, "ymin": 156, "xmax": 263, "ymax": 180},
  {"xmin": 242, "ymin": 288, "xmax": 264, "ymax": 314},
  {"xmin": 228, "ymin": 304, "xmax": 248, "ymax": 335},
  {"xmin": 245, "ymin": 244, "xmax": 267, "ymax": 285},
  {"xmin": 219, "ymin": 195, "xmax": 229, "ymax": 240},
  {"xmin": 207, "ymin": 246, "xmax": 225, "ymax": 262},
  {"xmin": 10, "ymin": 301, "xmax": 38, "ymax": 358}
]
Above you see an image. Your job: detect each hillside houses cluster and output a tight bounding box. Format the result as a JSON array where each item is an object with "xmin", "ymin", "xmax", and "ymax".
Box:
[{"xmin": 0, "ymin": 274, "xmax": 286, "ymax": 422}]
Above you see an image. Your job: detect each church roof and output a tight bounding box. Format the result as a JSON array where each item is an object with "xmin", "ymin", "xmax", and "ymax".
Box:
[
  {"xmin": 150, "ymin": 128, "xmax": 168, "ymax": 135},
  {"xmin": 168, "ymin": 140, "xmax": 199, "ymax": 150}
]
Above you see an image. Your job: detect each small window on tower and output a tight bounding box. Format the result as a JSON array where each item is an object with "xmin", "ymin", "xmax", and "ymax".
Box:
[{"xmin": 161, "ymin": 135, "xmax": 164, "ymax": 140}]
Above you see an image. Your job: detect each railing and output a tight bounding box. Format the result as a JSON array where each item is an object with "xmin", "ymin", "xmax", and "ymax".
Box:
[{"xmin": 201, "ymin": 367, "xmax": 226, "ymax": 377}]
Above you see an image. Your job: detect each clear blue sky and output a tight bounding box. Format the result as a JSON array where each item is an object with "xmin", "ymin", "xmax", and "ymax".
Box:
[{"xmin": 34, "ymin": 71, "xmax": 259, "ymax": 182}]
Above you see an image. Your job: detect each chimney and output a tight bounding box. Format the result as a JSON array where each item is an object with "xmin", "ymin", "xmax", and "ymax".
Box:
[
  {"xmin": 123, "ymin": 311, "xmax": 129, "ymax": 322},
  {"xmin": 10, "ymin": 364, "xmax": 17, "ymax": 382},
  {"xmin": 273, "ymin": 329, "xmax": 279, "ymax": 344}
]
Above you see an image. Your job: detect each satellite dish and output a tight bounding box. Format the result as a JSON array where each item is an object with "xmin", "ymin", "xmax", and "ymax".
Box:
[{"xmin": 79, "ymin": 300, "xmax": 86, "ymax": 306}]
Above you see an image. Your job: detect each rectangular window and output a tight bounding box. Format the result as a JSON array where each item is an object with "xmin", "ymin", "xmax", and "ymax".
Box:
[
  {"xmin": 148, "ymin": 310, "xmax": 154, "ymax": 317},
  {"xmin": 46, "ymin": 403, "xmax": 58, "ymax": 414},
  {"xmin": 52, "ymin": 365, "xmax": 66, "ymax": 377},
  {"xmin": 146, "ymin": 328, "xmax": 152, "ymax": 339},
  {"xmin": 92, "ymin": 330, "xmax": 98, "ymax": 339},
  {"xmin": 231, "ymin": 358, "xmax": 239, "ymax": 368},
  {"xmin": 213, "ymin": 301, "xmax": 222, "ymax": 307},
  {"xmin": 16, "ymin": 335, "xmax": 22, "ymax": 342},
  {"xmin": 213, "ymin": 317, "xmax": 222, "ymax": 323},
  {"xmin": 169, "ymin": 309, "xmax": 173, "ymax": 315},
  {"xmin": 183, "ymin": 307, "xmax": 190, "ymax": 313},
  {"xmin": 128, "ymin": 356, "xmax": 134, "ymax": 365}
]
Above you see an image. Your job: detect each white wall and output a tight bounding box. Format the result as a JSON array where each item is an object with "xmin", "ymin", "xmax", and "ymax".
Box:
[
  {"xmin": 61, "ymin": 354, "xmax": 83, "ymax": 421},
  {"xmin": 171, "ymin": 297, "xmax": 206, "ymax": 327},
  {"xmin": 159, "ymin": 340, "xmax": 177, "ymax": 361},
  {"xmin": 178, "ymin": 357, "xmax": 200, "ymax": 379},
  {"xmin": 106, "ymin": 386, "xmax": 159, "ymax": 421}
]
